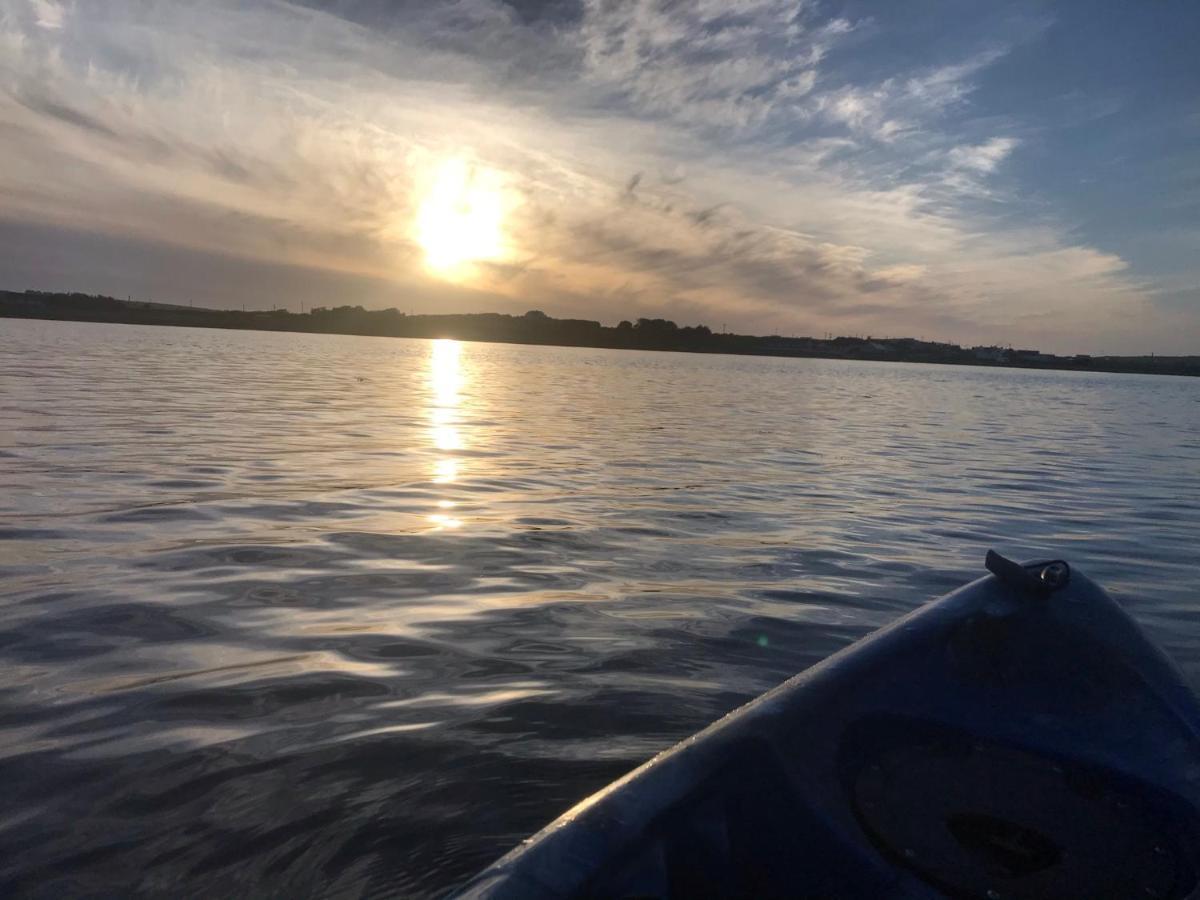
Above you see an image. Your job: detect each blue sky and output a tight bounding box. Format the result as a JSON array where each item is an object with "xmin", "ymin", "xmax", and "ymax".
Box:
[{"xmin": 0, "ymin": 0, "xmax": 1196, "ymax": 353}]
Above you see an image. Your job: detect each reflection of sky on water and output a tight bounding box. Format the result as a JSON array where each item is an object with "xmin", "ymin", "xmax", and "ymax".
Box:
[{"xmin": 428, "ymin": 339, "xmax": 464, "ymax": 527}]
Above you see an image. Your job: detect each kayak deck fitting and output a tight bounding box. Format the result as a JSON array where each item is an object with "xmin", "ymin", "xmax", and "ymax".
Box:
[{"xmin": 451, "ymin": 553, "xmax": 1200, "ymax": 899}]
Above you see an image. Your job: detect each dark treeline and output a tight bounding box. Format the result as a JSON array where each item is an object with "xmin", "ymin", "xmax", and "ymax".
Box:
[{"xmin": 3, "ymin": 289, "xmax": 1198, "ymax": 377}]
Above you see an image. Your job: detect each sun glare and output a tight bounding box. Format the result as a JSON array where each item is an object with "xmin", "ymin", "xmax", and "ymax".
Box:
[{"xmin": 415, "ymin": 158, "xmax": 506, "ymax": 276}]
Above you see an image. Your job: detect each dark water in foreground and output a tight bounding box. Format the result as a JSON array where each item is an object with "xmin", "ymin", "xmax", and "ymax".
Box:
[{"xmin": 2, "ymin": 319, "xmax": 1199, "ymax": 897}]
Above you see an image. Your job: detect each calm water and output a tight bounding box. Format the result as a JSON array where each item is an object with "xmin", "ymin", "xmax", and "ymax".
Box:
[{"xmin": 2, "ymin": 318, "xmax": 1199, "ymax": 897}]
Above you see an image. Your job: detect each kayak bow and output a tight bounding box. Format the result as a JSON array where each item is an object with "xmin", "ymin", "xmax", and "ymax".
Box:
[{"xmin": 451, "ymin": 553, "xmax": 1200, "ymax": 900}]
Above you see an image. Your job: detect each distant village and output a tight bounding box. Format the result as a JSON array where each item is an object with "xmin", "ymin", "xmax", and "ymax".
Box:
[
  {"xmin": 3, "ymin": 289, "xmax": 1195, "ymax": 377},
  {"xmin": 849, "ymin": 338, "xmax": 1092, "ymax": 367}
]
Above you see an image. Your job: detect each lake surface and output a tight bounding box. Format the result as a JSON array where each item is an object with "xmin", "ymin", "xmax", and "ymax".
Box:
[{"xmin": 2, "ymin": 318, "xmax": 1199, "ymax": 897}]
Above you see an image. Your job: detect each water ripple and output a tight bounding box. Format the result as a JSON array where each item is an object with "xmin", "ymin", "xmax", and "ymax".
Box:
[{"xmin": 0, "ymin": 319, "xmax": 1198, "ymax": 896}]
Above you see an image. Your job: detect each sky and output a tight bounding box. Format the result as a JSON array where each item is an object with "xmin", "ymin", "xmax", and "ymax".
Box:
[{"xmin": 0, "ymin": 0, "xmax": 1197, "ymax": 354}]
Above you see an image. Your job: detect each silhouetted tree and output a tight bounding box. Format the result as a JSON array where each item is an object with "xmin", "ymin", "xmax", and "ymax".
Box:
[{"xmin": 635, "ymin": 318, "xmax": 678, "ymax": 332}]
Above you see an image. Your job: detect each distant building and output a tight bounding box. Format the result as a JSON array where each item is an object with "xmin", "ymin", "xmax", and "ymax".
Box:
[{"xmin": 972, "ymin": 345, "xmax": 1008, "ymax": 362}]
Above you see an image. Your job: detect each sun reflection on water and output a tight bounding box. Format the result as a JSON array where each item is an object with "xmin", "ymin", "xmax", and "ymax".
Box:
[
  {"xmin": 430, "ymin": 339, "xmax": 461, "ymax": 406},
  {"xmin": 433, "ymin": 458, "xmax": 459, "ymax": 485},
  {"xmin": 428, "ymin": 340, "xmax": 465, "ymax": 526}
]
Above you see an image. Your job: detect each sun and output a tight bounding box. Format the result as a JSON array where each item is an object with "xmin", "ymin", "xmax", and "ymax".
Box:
[{"xmin": 415, "ymin": 158, "xmax": 506, "ymax": 276}]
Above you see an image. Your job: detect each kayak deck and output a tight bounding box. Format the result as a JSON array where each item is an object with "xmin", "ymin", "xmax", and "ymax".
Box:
[{"xmin": 451, "ymin": 555, "xmax": 1200, "ymax": 899}]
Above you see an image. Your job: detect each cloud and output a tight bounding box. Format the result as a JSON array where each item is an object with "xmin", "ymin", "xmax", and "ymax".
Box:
[
  {"xmin": 948, "ymin": 137, "xmax": 1018, "ymax": 173},
  {"xmin": 0, "ymin": 0, "xmax": 1178, "ymax": 352},
  {"xmin": 575, "ymin": 0, "xmax": 853, "ymax": 131},
  {"xmin": 814, "ymin": 50, "xmax": 1009, "ymax": 142},
  {"xmin": 31, "ymin": 0, "xmax": 62, "ymax": 29},
  {"xmin": 902, "ymin": 50, "xmax": 1007, "ymax": 111}
]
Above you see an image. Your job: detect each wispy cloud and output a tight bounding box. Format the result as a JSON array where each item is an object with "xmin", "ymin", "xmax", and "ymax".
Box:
[
  {"xmin": 812, "ymin": 49, "xmax": 1009, "ymax": 144},
  {"xmin": 948, "ymin": 137, "xmax": 1019, "ymax": 173},
  {"xmin": 578, "ymin": 0, "xmax": 848, "ymax": 130}
]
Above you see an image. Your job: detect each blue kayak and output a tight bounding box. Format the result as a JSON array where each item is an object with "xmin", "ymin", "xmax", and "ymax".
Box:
[{"xmin": 451, "ymin": 553, "xmax": 1200, "ymax": 899}]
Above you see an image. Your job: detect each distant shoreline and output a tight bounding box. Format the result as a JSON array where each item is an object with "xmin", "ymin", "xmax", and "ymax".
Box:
[{"xmin": 4, "ymin": 289, "xmax": 1197, "ymax": 377}]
